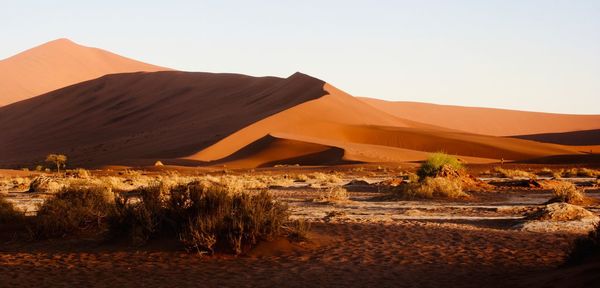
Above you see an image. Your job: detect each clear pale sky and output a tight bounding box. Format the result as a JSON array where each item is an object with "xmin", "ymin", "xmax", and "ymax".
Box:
[{"xmin": 1, "ymin": 0, "xmax": 599, "ymax": 114}]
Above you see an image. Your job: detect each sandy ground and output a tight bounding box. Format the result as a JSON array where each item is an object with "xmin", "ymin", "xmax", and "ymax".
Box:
[
  {"xmin": 0, "ymin": 221, "xmax": 577, "ymax": 288},
  {"xmin": 1, "ymin": 172, "xmax": 599, "ymax": 287}
]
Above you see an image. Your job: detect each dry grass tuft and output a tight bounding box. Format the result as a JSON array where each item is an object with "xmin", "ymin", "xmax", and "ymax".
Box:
[
  {"xmin": 566, "ymin": 168, "xmax": 599, "ymax": 178},
  {"xmin": 286, "ymin": 219, "xmax": 311, "ymax": 242},
  {"xmin": 546, "ymin": 181, "xmax": 585, "ymax": 205},
  {"xmin": 493, "ymin": 167, "xmax": 535, "ymax": 179},
  {"xmin": 309, "ymin": 172, "xmax": 342, "ymax": 184},
  {"xmin": 393, "ymin": 177, "xmax": 467, "ymax": 199}
]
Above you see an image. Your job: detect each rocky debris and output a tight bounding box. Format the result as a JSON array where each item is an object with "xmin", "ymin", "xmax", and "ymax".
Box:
[
  {"xmin": 525, "ymin": 203, "xmax": 597, "ymax": 222},
  {"xmin": 377, "ymin": 178, "xmax": 406, "ymax": 187},
  {"xmin": 344, "ymin": 179, "xmax": 370, "ymax": 186},
  {"xmin": 28, "ymin": 176, "xmax": 64, "ymax": 193},
  {"xmin": 437, "ymin": 165, "xmax": 462, "ymax": 178},
  {"xmin": 323, "ymin": 210, "xmax": 347, "ymax": 223},
  {"xmin": 402, "ymin": 209, "xmax": 428, "ymax": 217},
  {"xmin": 515, "ymin": 203, "xmax": 600, "ymax": 233},
  {"xmin": 489, "ymin": 179, "xmax": 541, "ymax": 188}
]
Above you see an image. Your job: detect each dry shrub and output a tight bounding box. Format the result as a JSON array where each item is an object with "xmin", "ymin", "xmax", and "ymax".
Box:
[
  {"xmin": 395, "ymin": 177, "xmax": 467, "ymax": 199},
  {"xmin": 547, "ymin": 181, "xmax": 585, "ymax": 205},
  {"xmin": 0, "ymin": 197, "xmax": 23, "ymax": 224},
  {"xmin": 417, "ymin": 152, "xmax": 463, "ymax": 180},
  {"xmin": 110, "ymin": 182, "xmax": 289, "ymax": 255},
  {"xmin": 493, "ymin": 167, "xmax": 535, "ymax": 179},
  {"xmin": 561, "ymin": 168, "xmax": 599, "ymax": 178},
  {"xmin": 33, "ymin": 186, "xmax": 115, "ymax": 238},
  {"xmin": 108, "ymin": 185, "xmax": 167, "ymax": 246},
  {"xmin": 176, "ymin": 185, "xmax": 288, "ymax": 255},
  {"xmin": 566, "ymin": 223, "xmax": 600, "ymax": 265}
]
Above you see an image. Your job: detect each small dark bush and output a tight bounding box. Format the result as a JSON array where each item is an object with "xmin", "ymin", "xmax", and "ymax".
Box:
[
  {"xmin": 0, "ymin": 197, "xmax": 23, "ymax": 224},
  {"xmin": 566, "ymin": 223, "xmax": 600, "ymax": 265},
  {"xmin": 287, "ymin": 219, "xmax": 311, "ymax": 242},
  {"xmin": 34, "ymin": 186, "xmax": 115, "ymax": 238}
]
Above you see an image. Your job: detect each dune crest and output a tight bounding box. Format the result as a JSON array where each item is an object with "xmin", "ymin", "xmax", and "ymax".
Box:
[{"xmin": 0, "ymin": 38, "xmax": 169, "ymax": 106}]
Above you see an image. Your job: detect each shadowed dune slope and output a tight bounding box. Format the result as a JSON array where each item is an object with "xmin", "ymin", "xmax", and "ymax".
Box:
[
  {"xmin": 212, "ymin": 135, "xmax": 352, "ymax": 168},
  {"xmin": 189, "ymin": 85, "xmax": 583, "ymax": 167},
  {"xmin": 512, "ymin": 129, "xmax": 600, "ymax": 146},
  {"xmin": 0, "ymin": 71, "xmax": 327, "ymax": 167},
  {"xmin": 359, "ymin": 98, "xmax": 600, "ymax": 137},
  {"xmin": 0, "ymin": 38, "xmax": 169, "ymax": 106}
]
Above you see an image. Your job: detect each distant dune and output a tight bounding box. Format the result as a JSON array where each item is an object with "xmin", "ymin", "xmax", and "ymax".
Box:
[
  {"xmin": 359, "ymin": 98, "xmax": 600, "ymax": 138},
  {"xmin": 512, "ymin": 129, "xmax": 600, "ymax": 146},
  {"xmin": 0, "ymin": 38, "xmax": 168, "ymax": 106}
]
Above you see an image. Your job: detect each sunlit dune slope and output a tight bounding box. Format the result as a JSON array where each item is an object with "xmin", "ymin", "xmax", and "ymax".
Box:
[
  {"xmin": 0, "ymin": 38, "xmax": 169, "ymax": 106},
  {"xmin": 189, "ymin": 84, "xmax": 584, "ymax": 167},
  {"xmin": 359, "ymin": 98, "xmax": 600, "ymax": 138}
]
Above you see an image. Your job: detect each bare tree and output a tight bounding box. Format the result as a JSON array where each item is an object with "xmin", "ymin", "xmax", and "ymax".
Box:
[{"xmin": 45, "ymin": 154, "xmax": 67, "ymax": 173}]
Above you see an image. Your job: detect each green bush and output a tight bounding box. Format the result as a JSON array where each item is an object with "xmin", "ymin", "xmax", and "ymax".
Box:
[{"xmin": 417, "ymin": 152, "xmax": 463, "ymax": 180}]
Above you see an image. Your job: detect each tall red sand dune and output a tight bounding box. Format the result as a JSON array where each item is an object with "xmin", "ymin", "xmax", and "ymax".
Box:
[
  {"xmin": 0, "ymin": 71, "xmax": 327, "ymax": 167},
  {"xmin": 0, "ymin": 38, "xmax": 169, "ymax": 106},
  {"xmin": 359, "ymin": 98, "xmax": 600, "ymax": 138}
]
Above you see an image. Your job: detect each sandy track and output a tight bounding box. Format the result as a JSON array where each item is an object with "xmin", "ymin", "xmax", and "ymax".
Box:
[{"xmin": 0, "ymin": 221, "xmax": 576, "ymax": 288}]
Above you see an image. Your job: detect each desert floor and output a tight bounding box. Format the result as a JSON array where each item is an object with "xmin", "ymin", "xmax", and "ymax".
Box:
[{"xmin": 1, "ymin": 165, "xmax": 599, "ymax": 288}]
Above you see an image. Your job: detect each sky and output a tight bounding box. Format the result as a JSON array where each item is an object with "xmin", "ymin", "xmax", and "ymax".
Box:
[{"xmin": 1, "ymin": 0, "xmax": 599, "ymax": 114}]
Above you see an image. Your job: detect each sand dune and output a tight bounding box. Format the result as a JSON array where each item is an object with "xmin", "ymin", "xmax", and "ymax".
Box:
[
  {"xmin": 0, "ymin": 38, "xmax": 169, "ymax": 106},
  {"xmin": 190, "ymin": 84, "xmax": 584, "ymax": 167},
  {"xmin": 359, "ymin": 98, "xmax": 600, "ymax": 137},
  {"xmin": 0, "ymin": 71, "xmax": 327, "ymax": 167}
]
